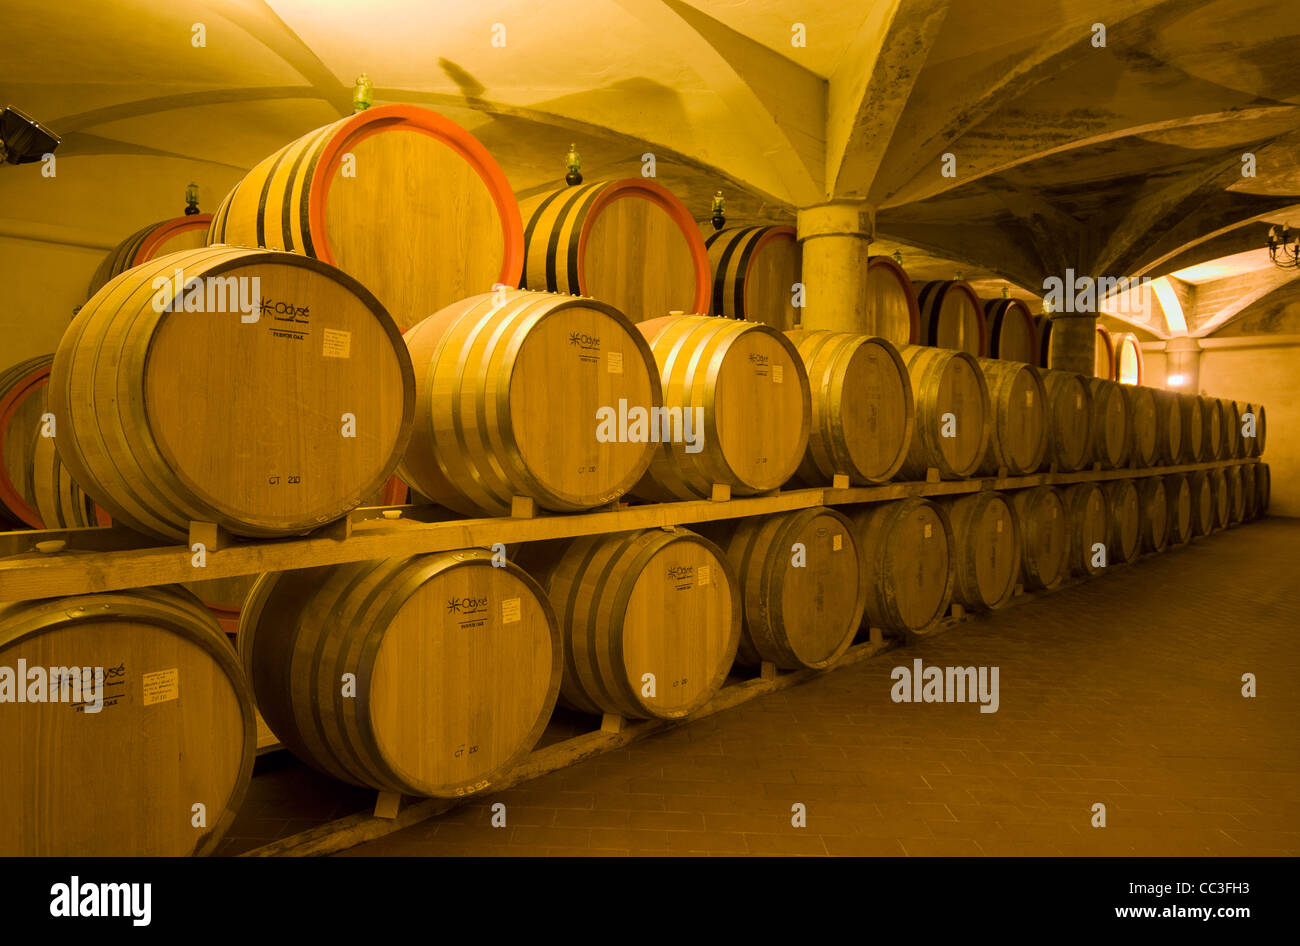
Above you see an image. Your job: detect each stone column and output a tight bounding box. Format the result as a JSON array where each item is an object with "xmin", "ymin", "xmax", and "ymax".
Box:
[
  {"xmin": 796, "ymin": 200, "xmax": 874, "ymax": 333},
  {"xmin": 1163, "ymin": 335, "xmax": 1202, "ymax": 392}
]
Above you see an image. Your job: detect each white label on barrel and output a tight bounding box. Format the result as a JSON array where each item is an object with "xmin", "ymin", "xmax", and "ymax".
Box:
[
  {"xmin": 322, "ymin": 329, "xmax": 351, "ymax": 359},
  {"xmin": 697, "ymin": 565, "xmax": 712, "ymax": 586},
  {"xmin": 924, "ymin": 524, "xmax": 932, "ymax": 538},
  {"xmin": 607, "ymin": 351, "xmax": 623, "ymax": 374},
  {"xmin": 501, "ymin": 597, "xmax": 521, "ymax": 624},
  {"xmin": 142, "ymin": 668, "xmax": 179, "ymax": 706},
  {"xmin": 773, "ymin": 364, "xmax": 784, "ymax": 384},
  {"xmin": 833, "ymin": 534, "xmax": 842, "ymax": 551}
]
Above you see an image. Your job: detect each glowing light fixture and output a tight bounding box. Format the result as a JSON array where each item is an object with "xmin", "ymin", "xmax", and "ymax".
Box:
[{"xmin": 1167, "ymin": 374, "xmax": 1186, "ymax": 386}]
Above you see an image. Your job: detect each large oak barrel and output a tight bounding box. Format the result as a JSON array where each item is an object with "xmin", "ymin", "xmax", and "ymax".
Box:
[
  {"xmin": 1039, "ymin": 369, "xmax": 1094, "ymax": 473},
  {"xmin": 1208, "ymin": 468, "xmax": 1229, "ymax": 530},
  {"xmin": 984, "ymin": 298, "xmax": 1039, "ymax": 364},
  {"xmin": 1163, "ymin": 473, "xmax": 1193, "ymax": 545},
  {"xmin": 400, "ymin": 289, "xmax": 660, "ymax": 516},
  {"xmin": 632, "ymin": 315, "xmax": 810, "ymax": 500},
  {"xmin": 1121, "ymin": 383, "xmax": 1158, "ymax": 468},
  {"xmin": 0, "ymin": 355, "xmax": 53, "ymax": 528},
  {"xmin": 705, "ymin": 225, "xmax": 799, "ymax": 328},
  {"xmin": 1255, "ymin": 462, "xmax": 1270, "ymax": 515},
  {"xmin": 240, "ymin": 549, "xmax": 561, "ymax": 796},
  {"xmin": 976, "ymin": 358, "xmax": 1048, "ymax": 476},
  {"xmin": 0, "ymin": 586, "xmax": 254, "ymax": 855},
  {"xmin": 942, "ymin": 491, "xmax": 1020, "ymax": 610},
  {"xmin": 865, "ymin": 256, "xmax": 921, "ymax": 347},
  {"xmin": 914, "ymin": 280, "xmax": 987, "ymax": 355},
  {"xmin": 1063, "ymin": 483, "xmax": 1108, "ymax": 576},
  {"xmin": 1011, "ymin": 486, "xmax": 1068, "ymax": 591},
  {"xmin": 1241, "ymin": 463, "xmax": 1257, "ymax": 521},
  {"xmin": 1088, "ymin": 378, "xmax": 1130, "ymax": 469},
  {"xmin": 50, "ymin": 247, "xmax": 414, "ymax": 542},
  {"xmin": 897, "ymin": 346, "xmax": 991, "ymax": 480},
  {"xmin": 1199, "ymin": 394, "xmax": 1223, "ymax": 460},
  {"xmin": 88, "ymin": 214, "xmax": 213, "ymax": 297},
  {"xmin": 1103, "ymin": 478, "xmax": 1141, "ymax": 564},
  {"xmin": 850, "ymin": 498, "xmax": 954, "ymax": 635},
  {"xmin": 1218, "ymin": 400, "xmax": 1241, "ymax": 458},
  {"xmin": 209, "ymin": 105, "xmax": 521, "ymax": 332},
  {"xmin": 786, "ymin": 330, "xmax": 913, "ymax": 486},
  {"xmin": 1247, "ymin": 403, "xmax": 1266, "ymax": 456},
  {"xmin": 698, "ymin": 507, "xmax": 863, "ymax": 670},
  {"xmin": 516, "ymin": 529, "xmax": 739, "ymax": 719},
  {"xmin": 1225, "ymin": 465, "xmax": 1245, "ymax": 525},
  {"xmin": 1177, "ymin": 393, "xmax": 1204, "ymax": 462},
  {"xmin": 30, "ymin": 429, "xmax": 101, "ymax": 529},
  {"xmin": 1151, "ymin": 389, "xmax": 1183, "ymax": 465},
  {"xmin": 520, "ymin": 179, "xmax": 709, "ymax": 322},
  {"xmin": 1188, "ymin": 469, "xmax": 1214, "ymax": 537},
  {"xmin": 1036, "ymin": 314, "xmax": 1053, "ymax": 368},
  {"xmin": 1136, "ymin": 476, "xmax": 1168, "ymax": 553},
  {"xmin": 1095, "ymin": 325, "xmax": 1115, "ymax": 379}
]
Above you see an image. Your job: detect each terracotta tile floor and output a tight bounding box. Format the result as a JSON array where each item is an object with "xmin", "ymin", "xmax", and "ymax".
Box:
[{"xmin": 322, "ymin": 516, "xmax": 1300, "ymax": 856}]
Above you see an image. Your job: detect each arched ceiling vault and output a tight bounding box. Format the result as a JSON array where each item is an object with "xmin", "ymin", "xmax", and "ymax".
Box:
[{"xmin": 2, "ymin": 0, "xmax": 1299, "ymax": 333}]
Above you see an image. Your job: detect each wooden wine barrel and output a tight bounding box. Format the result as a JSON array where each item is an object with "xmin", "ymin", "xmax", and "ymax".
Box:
[
  {"xmin": 1177, "ymin": 393, "xmax": 1204, "ymax": 462},
  {"xmin": 182, "ymin": 576, "xmax": 259, "ymax": 636},
  {"xmin": 1218, "ymin": 400, "xmax": 1241, "ymax": 459},
  {"xmin": 865, "ymin": 256, "xmax": 921, "ymax": 347},
  {"xmin": 1208, "ymin": 468, "xmax": 1229, "ymax": 530},
  {"xmin": 984, "ymin": 298, "xmax": 1039, "ymax": 364},
  {"xmin": 914, "ymin": 281, "xmax": 987, "ymax": 355},
  {"xmin": 1240, "ymin": 463, "xmax": 1257, "ymax": 521},
  {"xmin": 1011, "ymin": 486, "xmax": 1069, "ymax": 591},
  {"xmin": 400, "ymin": 289, "xmax": 660, "ymax": 516},
  {"xmin": 1188, "ymin": 469, "xmax": 1214, "ymax": 537},
  {"xmin": 515, "ymin": 529, "xmax": 739, "ymax": 719},
  {"xmin": 1103, "ymin": 478, "xmax": 1141, "ymax": 564},
  {"xmin": 698, "ymin": 507, "xmax": 863, "ymax": 671},
  {"xmin": 1035, "ymin": 314, "xmax": 1052, "ymax": 368},
  {"xmin": 1241, "ymin": 403, "xmax": 1265, "ymax": 457},
  {"xmin": 30, "ymin": 428, "xmax": 99, "ymax": 529},
  {"xmin": 1039, "ymin": 369, "xmax": 1094, "ymax": 473},
  {"xmin": 943, "ymin": 491, "xmax": 1020, "ymax": 610},
  {"xmin": 240, "ymin": 549, "xmax": 561, "ymax": 795},
  {"xmin": 1095, "ymin": 325, "xmax": 1115, "ymax": 380},
  {"xmin": 520, "ymin": 179, "xmax": 709, "ymax": 322},
  {"xmin": 209, "ymin": 105, "xmax": 522, "ymax": 331},
  {"xmin": 1135, "ymin": 476, "xmax": 1168, "ymax": 553},
  {"xmin": 1151, "ymin": 389, "xmax": 1183, "ymax": 465},
  {"xmin": 896, "ymin": 346, "xmax": 991, "ymax": 480},
  {"xmin": 705, "ymin": 225, "xmax": 799, "ymax": 328},
  {"xmin": 1225, "ymin": 465, "xmax": 1245, "ymax": 525},
  {"xmin": 1163, "ymin": 473, "xmax": 1193, "ymax": 545},
  {"xmin": 0, "ymin": 355, "xmax": 53, "ymax": 528},
  {"xmin": 786, "ymin": 330, "xmax": 913, "ymax": 486},
  {"xmin": 1114, "ymin": 332, "xmax": 1143, "ymax": 384},
  {"xmin": 850, "ymin": 498, "xmax": 954, "ymax": 635},
  {"xmin": 1121, "ymin": 383, "xmax": 1158, "ymax": 468},
  {"xmin": 50, "ymin": 246, "xmax": 414, "ymax": 542},
  {"xmin": 88, "ymin": 214, "xmax": 213, "ymax": 297},
  {"xmin": 1063, "ymin": 482, "xmax": 1109, "ymax": 576},
  {"xmin": 977, "ymin": 358, "xmax": 1047, "ymax": 476},
  {"xmin": 0, "ymin": 586, "xmax": 255, "ymax": 855},
  {"xmin": 1088, "ymin": 378, "xmax": 1130, "ymax": 469},
  {"xmin": 1256, "ymin": 462, "xmax": 1270, "ymax": 515},
  {"xmin": 1199, "ymin": 394, "xmax": 1223, "ymax": 460},
  {"xmin": 633, "ymin": 315, "xmax": 810, "ymax": 500}
]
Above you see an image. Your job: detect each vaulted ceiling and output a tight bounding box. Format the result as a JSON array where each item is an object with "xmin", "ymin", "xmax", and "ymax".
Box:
[{"xmin": 2, "ymin": 0, "xmax": 1298, "ymax": 336}]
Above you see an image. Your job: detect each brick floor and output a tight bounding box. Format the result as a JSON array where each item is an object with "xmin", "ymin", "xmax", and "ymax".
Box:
[{"xmin": 341, "ymin": 517, "xmax": 1300, "ymax": 857}]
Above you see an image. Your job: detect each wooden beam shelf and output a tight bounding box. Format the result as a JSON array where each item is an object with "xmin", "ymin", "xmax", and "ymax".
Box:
[{"xmin": 0, "ymin": 458, "xmax": 1258, "ymax": 601}]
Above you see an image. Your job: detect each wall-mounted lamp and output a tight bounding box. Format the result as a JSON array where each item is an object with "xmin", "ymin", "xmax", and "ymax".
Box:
[{"xmin": 1167, "ymin": 374, "xmax": 1186, "ymax": 387}]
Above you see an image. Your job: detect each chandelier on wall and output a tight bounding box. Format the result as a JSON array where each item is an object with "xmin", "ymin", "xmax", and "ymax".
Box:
[{"xmin": 1267, "ymin": 224, "xmax": 1300, "ymax": 270}]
